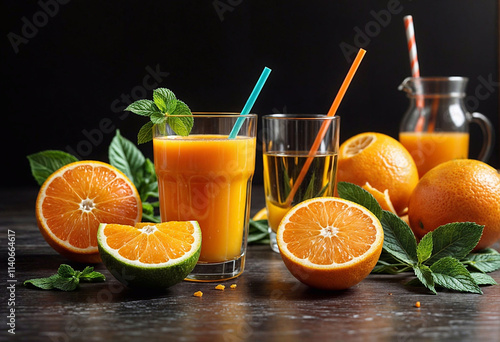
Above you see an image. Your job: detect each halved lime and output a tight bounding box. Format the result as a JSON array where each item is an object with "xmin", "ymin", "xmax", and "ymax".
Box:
[{"xmin": 97, "ymin": 221, "xmax": 201, "ymax": 289}]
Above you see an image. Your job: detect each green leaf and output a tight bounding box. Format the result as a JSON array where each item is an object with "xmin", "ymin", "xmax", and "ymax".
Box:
[
  {"xmin": 141, "ymin": 212, "xmax": 161, "ymax": 223},
  {"xmin": 380, "ymin": 211, "xmax": 418, "ymax": 266},
  {"xmin": 27, "ymin": 150, "xmax": 78, "ymax": 186},
  {"xmin": 430, "ymin": 256, "xmax": 482, "ymax": 294},
  {"xmin": 57, "ymin": 264, "xmax": 75, "ymax": 278},
  {"xmin": 109, "ymin": 130, "xmax": 146, "ymax": 184},
  {"xmin": 314, "ymin": 182, "xmax": 330, "ymax": 198},
  {"xmin": 78, "ymin": 266, "xmax": 106, "ymax": 282},
  {"xmin": 142, "ymin": 202, "xmax": 155, "ymax": 216},
  {"xmin": 24, "ymin": 274, "xmax": 59, "ymax": 290},
  {"xmin": 125, "ymin": 99, "xmax": 159, "ymax": 116},
  {"xmin": 413, "ymin": 264, "xmax": 436, "ymax": 294},
  {"xmin": 166, "ymin": 100, "xmax": 193, "ymax": 136},
  {"xmin": 463, "ymin": 253, "xmax": 500, "ymax": 273},
  {"xmin": 302, "ymin": 173, "xmax": 316, "ymax": 201},
  {"xmin": 80, "ymin": 266, "xmax": 94, "ymax": 277},
  {"xmin": 425, "ymin": 222, "xmax": 484, "ymax": 266},
  {"xmin": 150, "ymin": 111, "xmax": 167, "ymax": 125},
  {"xmin": 417, "ymin": 232, "xmax": 433, "ymax": 264},
  {"xmin": 52, "ymin": 276, "xmax": 79, "ymax": 292},
  {"xmin": 470, "ymin": 272, "xmax": 497, "ymax": 285},
  {"xmin": 138, "ymin": 122, "xmax": 155, "ymax": 144},
  {"xmin": 153, "ymin": 88, "xmax": 177, "ymax": 113},
  {"xmin": 248, "ymin": 219, "xmax": 271, "ymax": 245},
  {"xmin": 337, "ymin": 182, "xmax": 383, "ymax": 220}
]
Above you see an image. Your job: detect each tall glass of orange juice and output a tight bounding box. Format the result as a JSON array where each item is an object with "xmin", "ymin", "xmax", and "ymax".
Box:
[
  {"xmin": 399, "ymin": 77, "xmax": 494, "ymax": 177},
  {"xmin": 153, "ymin": 113, "xmax": 257, "ymax": 281}
]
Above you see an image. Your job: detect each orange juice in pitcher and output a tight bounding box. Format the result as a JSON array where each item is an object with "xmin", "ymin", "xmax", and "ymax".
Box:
[{"xmin": 398, "ymin": 77, "xmax": 493, "ymax": 177}]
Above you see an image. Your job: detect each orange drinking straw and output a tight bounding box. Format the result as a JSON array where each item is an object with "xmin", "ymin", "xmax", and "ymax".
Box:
[{"xmin": 284, "ymin": 48, "xmax": 367, "ymax": 206}]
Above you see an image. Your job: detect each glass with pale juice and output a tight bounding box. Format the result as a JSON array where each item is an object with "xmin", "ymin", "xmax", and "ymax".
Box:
[
  {"xmin": 398, "ymin": 77, "xmax": 493, "ymax": 177},
  {"xmin": 262, "ymin": 114, "xmax": 340, "ymax": 253},
  {"xmin": 153, "ymin": 113, "xmax": 257, "ymax": 281}
]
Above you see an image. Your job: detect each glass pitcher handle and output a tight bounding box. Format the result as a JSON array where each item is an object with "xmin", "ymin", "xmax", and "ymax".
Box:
[{"xmin": 470, "ymin": 112, "xmax": 494, "ymax": 162}]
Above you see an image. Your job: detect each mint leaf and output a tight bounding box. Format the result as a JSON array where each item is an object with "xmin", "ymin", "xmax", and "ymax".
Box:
[
  {"xmin": 80, "ymin": 271, "xmax": 106, "ymax": 282},
  {"xmin": 380, "ymin": 211, "xmax": 418, "ymax": 266},
  {"xmin": 470, "ymin": 272, "xmax": 497, "ymax": 286},
  {"xmin": 57, "ymin": 264, "xmax": 76, "ymax": 278},
  {"xmin": 150, "ymin": 111, "xmax": 167, "ymax": 125},
  {"xmin": 337, "ymin": 182, "xmax": 383, "ymax": 219},
  {"xmin": 125, "ymin": 99, "xmax": 159, "ymax": 116},
  {"xmin": 413, "ymin": 264, "xmax": 436, "ymax": 294},
  {"xmin": 166, "ymin": 115, "xmax": 192, "ymax": 136},
  {"xmin": 153, "ymin": 88, "xmax": 177, "ymax": 113},
  {"xmin": 109, "ymin": 130, "xmax": 146, "ymax": 184},
  {"xmin": 463, "ymin": 253, "xmax": 500, "ymax": 273},
  {"xmin": 425, "ymin": 223, "xmax": 484, "ymax": 266},
  {"xmin": 167, "ymin": 100, "xmax": 193, "ymax": 136},
  {"xmin": 24, "ymin": 274, "xmax": 59, "ymax": 290},
  {"xmin": 27, "ymin": 150, "xmax": 78, "ymax": 186},
  {"xmin": 53, "ymin": 275, "xmax": 79, "ymax": 292},
  {"xmin": 417, "ymin": 232, "xmax": 433, "ymax": 264},
  {"xmin": 138, "ymin": 122, "xmax": 155, "ymax": 144},
  {"xmin": 430, "ymin": 256, "xmax": 482, "ymax": 294}
]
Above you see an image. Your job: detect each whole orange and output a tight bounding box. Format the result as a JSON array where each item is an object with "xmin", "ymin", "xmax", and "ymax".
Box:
[
  {"xmin": 338, "ymin": 132, "xmax": 419, "ymax": 215},
  {"xmin": 408, "ymin": 159, "xmax": 500, "ymax": 251}
]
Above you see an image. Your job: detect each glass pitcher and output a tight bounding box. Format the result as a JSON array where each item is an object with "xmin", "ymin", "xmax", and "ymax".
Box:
[{"xmin": 398, "ymin": 76, "xmax": 494, "ymax": 177}]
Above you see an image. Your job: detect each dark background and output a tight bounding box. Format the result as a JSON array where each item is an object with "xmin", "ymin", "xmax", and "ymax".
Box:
[{"xmin": 2, "ymin": 0, "xmax": 499, "ymax": 189}]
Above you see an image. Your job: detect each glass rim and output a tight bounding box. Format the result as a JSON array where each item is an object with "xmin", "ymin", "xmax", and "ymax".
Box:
[
  {"xmin": 186, "ymin": 112, "xmax": 258, "ymax": 118},
  {"xmin": 262, "ymin": 114, "xmax": 340, "ymax": 121},
  {"xmin": 402, "ymin": 76, "xmax": 468, "ymax": 82}
]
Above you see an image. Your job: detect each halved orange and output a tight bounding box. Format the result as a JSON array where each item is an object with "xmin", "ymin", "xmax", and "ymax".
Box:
[
  {"xmin": 36, "ymin": 161, "xmax": 142, "ymax": 263},
  {"xmin": 97, "ymin": 221, "xmax": 202, "ymax": 289},
  {"xmin": 277, "ymin": 197, "xmax": 383, "ymax": 290}
]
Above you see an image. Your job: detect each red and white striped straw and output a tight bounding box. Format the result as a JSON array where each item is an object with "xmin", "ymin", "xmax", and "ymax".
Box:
[{"xmin": 404, "ymin": 15, "xmax": 420, "ymax": 77}]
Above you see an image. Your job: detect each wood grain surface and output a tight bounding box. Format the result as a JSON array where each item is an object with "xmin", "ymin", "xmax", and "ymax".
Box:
[{"xmin": 1, "ymin": 186, "xmax": 500, "ymax": 342}]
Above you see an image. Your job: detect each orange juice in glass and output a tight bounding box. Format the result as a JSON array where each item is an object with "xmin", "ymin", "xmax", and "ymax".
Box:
[
  {"xmin": 153, "ymin": 113, "xmax": 257, "ymax": 281},
  {"xmin": 399, "ymin": 132, "xmax": 469, "ymax": 177}
]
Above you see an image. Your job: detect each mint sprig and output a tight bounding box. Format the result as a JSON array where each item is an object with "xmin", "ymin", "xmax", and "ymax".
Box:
[
  {"xmin": 337, "ymin": 181, "xmax": 499, "ymax": 295},
  {"xmin": 125, "ymin": 88, "xmax": 193, "ymax": 144},
  {"xmin": 24, "ymin": 264, "xmax": 105, "ymax": 291}
]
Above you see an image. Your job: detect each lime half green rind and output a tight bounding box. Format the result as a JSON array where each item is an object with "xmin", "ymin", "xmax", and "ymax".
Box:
[{"xmin": 97, "ymin": 222, "xmax": 201, "ymax": 290}]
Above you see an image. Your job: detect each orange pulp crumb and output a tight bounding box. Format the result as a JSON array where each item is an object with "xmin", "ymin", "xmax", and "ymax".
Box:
[
  {"xmin": 193, "ymin": 291, "xmax": 203, "ymax": 297},
  {"xmin": 215, "ymin": 284, "xmax": 225, "ymax": 291},
  {"xmin": 415, "ymin": 301, "xmax": 421, "ymax": 308}
]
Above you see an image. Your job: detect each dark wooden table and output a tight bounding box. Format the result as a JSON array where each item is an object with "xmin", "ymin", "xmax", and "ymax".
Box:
[{"xmin": 2, "ymin": 186, "xmax": 500, "ymax": 342}]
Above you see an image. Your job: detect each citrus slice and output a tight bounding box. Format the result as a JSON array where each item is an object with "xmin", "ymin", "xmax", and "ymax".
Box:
[
  {"xmin": 97, "ymin": 221, "xmax": 202, "ymax": 289},
  {"xmin": 36, "ymin": 161, "xmax": 142, "ymax": 263},
  {"xmin": 362, "ymin": 182, "xmax": 397, "ymax": 214},
  {"xmin": 277, "ymin": 197, "xmax": 384, "ymax": 290},
  {"xmin": 252, "ymin": 207, "xmax": 268, "ymax": 220}
]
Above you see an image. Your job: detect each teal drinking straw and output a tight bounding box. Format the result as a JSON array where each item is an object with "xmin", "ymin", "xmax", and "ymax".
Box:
[{"xmin": 228, "ymin": 66, "xmax": 272, "ymax": 139}]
